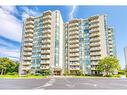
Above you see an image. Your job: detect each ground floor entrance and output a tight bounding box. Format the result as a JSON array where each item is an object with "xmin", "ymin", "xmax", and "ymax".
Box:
[
  {"xmin": 53, "ymin": 67, "xmax": 62, "ymax": 76},
  {"xmin": 53, "ymin": 70, "xmax": 61, "ymax": 75}
]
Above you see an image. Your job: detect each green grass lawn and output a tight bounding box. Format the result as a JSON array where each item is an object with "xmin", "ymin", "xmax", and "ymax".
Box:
[
  {"xmin": 0, "ymin": 74, "xmax": 126, "ymax": 79},
  {"xmin": 71, "ymin": 74, "xmax": 126, "ymax": 78},
  {"xmin": 0, "ymin": 75, "xmax": 48, "ymax": 79}
]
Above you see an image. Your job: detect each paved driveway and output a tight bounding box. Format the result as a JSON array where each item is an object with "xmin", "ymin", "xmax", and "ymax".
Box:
[{"xmin": 0, "ymin": 77, "xmax": 127, "ymax": 89}]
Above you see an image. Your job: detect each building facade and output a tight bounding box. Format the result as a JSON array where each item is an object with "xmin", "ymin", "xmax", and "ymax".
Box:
[
  {"xmin": 124, "ymin": 47, "xmax": 127, "ymax": 65},
  {"xmin": 19, "ymin": 10, "xmax": 116, "ymax": 75},
  {"xmin": 19, "ymin": 10, "xmax": 64, "ymax": 75}
]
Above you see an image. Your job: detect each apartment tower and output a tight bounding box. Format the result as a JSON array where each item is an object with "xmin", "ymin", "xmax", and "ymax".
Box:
[
  {"xmin": 20, "ymin": 10, "xmax": 116, "ymax": 75},
  {"xmin": 19, "ymin": 10, "xmax": 64, "ymax": 75}
]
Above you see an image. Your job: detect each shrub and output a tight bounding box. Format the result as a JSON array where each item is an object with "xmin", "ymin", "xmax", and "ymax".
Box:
[{"xmin": 7, "ymin": 72, "xmax": 17, "ymax": 75}]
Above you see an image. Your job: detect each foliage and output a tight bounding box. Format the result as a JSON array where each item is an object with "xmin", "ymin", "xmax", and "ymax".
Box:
[
  {"xmin": 40, "ymin": 69, "xmax": 51, "ymax": 76},
  {"xmin": 125, "ymin": 64, "xmax": 127, "ymax": 77},
  {"xmin": 63, "ymin": 70, "xmax": 69, "ymax": 76},
  {"xmin": 7, "ymin": 72, "xmax": 18, "ymax": 75},
  {"xmin": 118, "ymin": 69, "xmax": 125, "ymax": 75},
  {"xmin": 76, "ymin": 70, "xmax": 84, "ymax": 76},
  {"xmin": 97, "ymin": 56, "xmax": 120, "ymax": 76},
  {"xmin": 0, "ymin": 57, "xmax": 19, "ymax": 75}
]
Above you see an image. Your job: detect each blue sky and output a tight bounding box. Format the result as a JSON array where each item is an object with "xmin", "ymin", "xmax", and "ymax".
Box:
[{"xmin": 0, "ymin": 6, "xmax": 127, "ymax": 69}]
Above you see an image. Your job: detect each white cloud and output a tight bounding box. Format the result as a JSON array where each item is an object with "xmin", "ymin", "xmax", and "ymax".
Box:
[
  {"xmin": 0, "ymin": 6, "xmax": 40, "ymax": 60},
  {"xmin": 20, "ymin": 6, "xmax": 40, "ymax": 20},
  {"xmin": 0, "ymin": 6, "xmax": 17, "ymax": 14},
  {"xmin": 69, "ymin": 5, "xmax": 78, "ymax": 20},
  {"xmin": 0, "ymin": 47, "xmax": 20, "ymax": 61},
  {"xmin": 0, "ymin": 6, "xmax": 40, "ymax": 42},
  {"xmin": 0, "ymin": 6, "xmax": 22, "ymax": 42}
]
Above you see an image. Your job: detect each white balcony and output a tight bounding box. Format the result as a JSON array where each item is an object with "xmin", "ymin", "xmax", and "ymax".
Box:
[
  {"xmin": 69, "ymin": 35, "xmax": 79, "ymax": 40},
  {"xmin": 70, "ymin": 49, "xmax": 79, "ymax": 53},
  {"xmin": 69, "ymin": 44, "xmax": 79, "ymax": 49},
  {"xmin": 42, "ymin": 39, "xmax": 51, "ymax": 44},
  {"xmin": 23, "ymin": 52, "xmax": 32, "ymax": 56},
  {"xmin": 43, "ymin": 15, "xmax": 51, "ymax": 20},
  {"xmin": 22, "ymin": 62, "xmax": 31, "ymax": 66},
  {"xmin": 69, "ymin": 53, "xmax": 79, "ymax": 57},
  {"xmin": 42, "ymin": 34, "xmax": 51, "ymax": 39},
  {"xmin": 89, "ymin": 19, "xmax": 99, "ymax": 23},
  {"xmin": 41, "ymin": 60, "xmax": 50, "ymax": 65},
  {"xmin": 90, "ymin": 38, "xmax": 100, "ymax": 42},
  {"xmin": 40, "ymin": 66, "xmax": 49, "ymax": 70},
  {"xmin": 26, "ymin": 21, "xmax": 34, "ymax": 25},
  {"xmin": 24, "ymin": 48, "xmax": 32, "ymax": 51},
  {"xmin": 26, "ymin": 29, "xmax": 33, "ymax": 33},
  {"xmin": 91, "ymin": 57, "xmax": 100, "ymax": 60},
  {"xmin": 69, "ymin": 31, "xmax": 79, "ymax": 36},
  {"xmin": 24, "ymin": 43, "xmax": 33, "ymax": 46},
  {"xmin": 43, "ymin": 29, "xmax": 51, "ymax": 34},
  {"xmin": 89, "ymin": 33, "xmax": 100, "ymax": 38},
  {"xmin": 90, "ymin": 47, "xmax": 101, "ymax": 51},
  {"xmin": 41, "ymin": 44, "xmax": 50, "ymax": 49},
  {"xmin": 69, "ymin": 67, "xmax": 80, "ymax": 70},
  {"xmin": 70, "ymin": 63, "xmax": 80, "ymax": 66},
  {"xmin": 91, "ymin": 62, "xmax": 98, "ymax": 65},
  {"xmin": 69, "ymin": 40, "xmax": 79, "ymax": 44},
  {"xmin": 91, "ymin": 67, "xmax": 96, "ymax": 70},
  {"xmin": 90, "ymin": 42, "xmax": 100, "ymax": 47},
  {"xmin": 108, "ymin": 41, "xmax": 113, "ymax": 45},
  {"xmin": 22, "ymin": 67, "xmax": 31, "ymax": 71},
  {"xmin": 90, "ymin": 52, "xmax": 101, "ymax": 56},
  {"xmin": 25, "ymin": 25, "xmax": 34, "ymax": 29},
  {"xmin": 69, "ymin": 27, "xmax": 79, "ymax": 31},
  {"xmin": 25, "ymin": 34, "xmax": 33, "ymax": 38},
  {"xmin": 24, "ymin": 38, "xmax": 33, "ymax": 42},
  {"xmin": 43, "ymin": 25, "xmax": 51, "ymax": 29},
  {"xmin": 41, "ymin": 55, "xmax": 50, "ymax": 59},
  {"xmin": 23, "ymin": 57, "xmax": 31, "ymax": 60},
  {"xmin": 41, "ymin": 50, "xmax": 50, "ymax": 54},
  {"xmin": 69, "ymin": 58, "xmax": 79, "ymax": 61},
  {"xmin": 43, "ymin": 20, "xmax": 51, "ymax": 24}
]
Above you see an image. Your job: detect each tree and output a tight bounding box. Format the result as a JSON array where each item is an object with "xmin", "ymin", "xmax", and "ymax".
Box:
[
  {"xmin": 0, "ymin": 57, "xmax": 18, "ymax": 75},
  {"xmin": 40, "ymin": 69, "xmax": 51, "ymax": 76},
  {"xmin": 125, "ymin": 64, "xmax": 127, "ymax": 77},
  {"xmin": 97, "ymin": 56, "xmax": 120, "ymax": 76}
]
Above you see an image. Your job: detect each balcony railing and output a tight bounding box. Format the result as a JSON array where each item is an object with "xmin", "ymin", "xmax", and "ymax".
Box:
[
  {"xmin": 22, "ymin": 67, "xmax": 31, "ymax": 71},
  {"xmin": 22, "ymin": 62, "xmax": 31, "ymax": 66},
  {"xmin": 69, "ymin": 67, "xmax": 80, "ymax": 70},
  {"xmin": 24, "ymin": 48, "xmax": 32, "ymax": 51},
  {"xmin": 40, "ymin": 66, "xmax": 49, "ymax": 70}
]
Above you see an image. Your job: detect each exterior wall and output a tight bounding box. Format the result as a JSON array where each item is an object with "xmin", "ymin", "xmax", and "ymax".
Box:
[
  {"xmin": 82, "ymin": 19, "xmax": 91, "ymax": 75},
  {"xmin": 19, "ymin": 16, "xmax": 34, "ymax": 75},
  {"xmin": 124, "ymin": 47, "xmax": 127, "ymax": 65},
  {"xmin": 89, "ymin": 15, "xmax": 108, "ymax": 75},
  {"xmin": 59, "ymin": 11, "xmax": 64, "ymax": 74},
  {"xmin": 64, "ymin": 23, "xmax": 69, "ymax": 73},
  {"xmin": 31, "ymin": 16, "xmax": 43, "ymax": 74},
  {"xmin": 107, "ymin": 27, "xmax": 116, "ymax": 56},
  {"xmin": 20, "ymin": 10, "xmax": 116, "ymax": 76},
  {"xmin": 68, "ymin": 19, "xmax": 80, "ymax": 75},
  {"xmin": 20, "ymin": 10, "xmax": 64, "ymax": 75}
]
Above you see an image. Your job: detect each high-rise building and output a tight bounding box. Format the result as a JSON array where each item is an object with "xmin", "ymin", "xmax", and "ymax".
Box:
[
  {"xmin": 65, "ymin": 15, "xmax": 112, "ymax": 75},
  {"xmin": 107, "ymin": 27, "xmax": 116, "ymax": 56},
  {"xmin": 124, "ymin": 47, "xmax": 127, "ymax": 65},
  {"xmin": 19, "ymin": 16, "xmax": 34, "ymax": 75},
  {"xmin": 19, "ymin": 10, "xmax": 116, "ymax": 75},
  {"xmin": 19, "ymin": 10, "xmax": 64, "ymax": 75}
]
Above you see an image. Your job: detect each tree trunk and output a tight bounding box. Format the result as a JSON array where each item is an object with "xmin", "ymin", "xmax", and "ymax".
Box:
[
  {"xmin": 4, "ymin": 68, "xmax": 6, "ymax": 75},
  {"xmin": 1, "ymin": 69, "xmax": 4, "ymax": 75}
]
